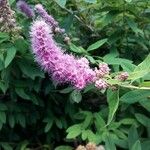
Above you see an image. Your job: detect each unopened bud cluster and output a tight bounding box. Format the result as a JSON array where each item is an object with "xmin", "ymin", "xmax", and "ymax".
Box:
[
  {"xmin": 116, "ymin": 72, "xmax": 129, "ymax": 81},
  {"xmin": 94, "ymin": 63, "xmax": 110, "ymax": 90},
  {"xmin": 76, "ymin": 143, "xmax": 105, "ymax": 150}
]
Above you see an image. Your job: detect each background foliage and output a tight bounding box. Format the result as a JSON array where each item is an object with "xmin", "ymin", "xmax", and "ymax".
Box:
[{"xmin": 0, "ymin": 0, "xmax": 150, "ymax": 149}]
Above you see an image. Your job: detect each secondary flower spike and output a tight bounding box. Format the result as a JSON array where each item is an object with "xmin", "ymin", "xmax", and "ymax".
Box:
[
  {"xmin": 17, "ymin": 0, "xmax": 35, "ymax": 18},
  {"xmin": 35, "ymin": 4, "xmax": 58, "ymax": 28},
  {"xmin": 30, "ymin": 20, "xmax": 96, "ymax": 89}
]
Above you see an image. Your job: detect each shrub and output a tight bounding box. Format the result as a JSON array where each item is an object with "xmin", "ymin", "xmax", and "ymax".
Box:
[{"xmin": 0, "ymin": 0, "xmax": 149, "ymax": 149}]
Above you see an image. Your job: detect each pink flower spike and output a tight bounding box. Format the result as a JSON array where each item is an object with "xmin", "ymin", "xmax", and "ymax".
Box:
[{"xmin": 30, "ymin": 19, "xmax": 96, "ymax": 90}]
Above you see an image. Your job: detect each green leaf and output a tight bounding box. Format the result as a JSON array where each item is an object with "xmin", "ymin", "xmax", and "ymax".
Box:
[
  {"xmin": 70, "ymin": 90, "xmax": 82, "ymax": 103},
  {"xmin": 0, "ymin": 81, "xmax": 9, "ymax": 93},
  {"xmin": 0, "ymin": 112, "xmax": 6, "ymax": 123},
  {"xmin": 87, "ymin": 130, "xmax": 97, "ymax": 142},
  {"xmin": 135, "ymin": 113, "xmax": 150, "ymax": 127},
  {"xmin": 120, "ymin": 90, "xmax": 149, "ymax": 104},
  {"xmin": 59, "ymin": 87, "xmax": 73, "ymax": 93},
  {"xmin": 120, "ymin": 118, "xmax": 137, "ymax": 125},
  {"xmin": 125, "ymin": 0, "xmax": 132, "ymax": 2},
  {"xmin": 131, "ymin": 140, "xmax": 141, "ymax": 150},
  {"xmin": 0, "ymin": 104, "xmax": 7, "ymax": 111},
  {"xmin": 107, "ymin": 89, "xmax": 119, "ymax": 125},
  {"xmin": 69, "ymin": 43, "xmax": 86, "ymax": 54},
  {"xmin": 81, "ymin": 130, "xmax": 88, "ymax": 140},
  {"xmin": 1, "ymin": 143, "xmax": 13, "ymax": 150},
  {"xmin": 84, "ymin": 0, "xmax": 97, "ymax": 3},
  {"xmin": 0, "ymin": 32, "xmax": 9, "ymax": 43},
  {"xmin": 87, "ymin": 38, "xmax": 107, "ymax": 51},
  {"xmin": 55, "ymin": 146, "xmax": 73, "ymax": 150},
  {"xmin": 5, "ymin": 47, "xmax": 16, "ymax": 68},
  {"xmin": 94, "ymin": 112, "xmax": 106, "ymax": 129},
  {"xmin": 129, "ymin": 54, "xmax": 150, "ymax": 80},
  {"xmin": 140, "ymin": 100, "xmax": 150, "ymax": 112},
  {"xmin": 66, "ymin": 124, "xmax": 82, "ymax": 139},
  {"xmin": 55, "ymin": 0, "xmax": 67, "ymax": 8},
  {"xmin": 127, "ymin": 18, "xmax": 143, "ymax": 35},
  {"xmin": 44, "ymin": 119, "xmax": 53, "ymax": 133},
  {"xmin": 15, "ymin": 88, "xmax": 30, "ymax": 100},
  {"xmin": 105, "ymin": 135, "xmax": 116, "ymax": 150},
  {"xmin": 128, "ymin": 126, "xmax": 139, "ymax": 149},
  {"xmin": 141, "ymin": 141, "xmax": 150, "ymax": 150},
  {"xmin": 8, "ymin": 114, "xmax": 15, "ymax": 128},
  {"xmin": 18, "ymin": 60, "xmax": 45, "ymax": 80},
  {"xmin": 16, "ymin": 114, "xmax": 26, "ymax": 128},
  {"xmin": 82, "ymin": 112, "xmax": 93, "ymax": 129}
]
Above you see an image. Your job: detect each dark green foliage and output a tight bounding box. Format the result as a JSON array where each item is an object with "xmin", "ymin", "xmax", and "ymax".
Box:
[{"xmin": 0, "ymin": 0, "xmax": 149, "ymax": 149}]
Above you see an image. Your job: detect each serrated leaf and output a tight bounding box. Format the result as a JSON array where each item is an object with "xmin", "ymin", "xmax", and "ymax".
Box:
[
  {"xmin": 107, "ymin": 89, "xmax": 119, "ymax": 125},
  {"xmin": 87, "ymin": 38, "xmax": 107, "ymax": 51},
  {"xmin": 5, "ymin": 47, "xmax": 16, "ymax": 68}
]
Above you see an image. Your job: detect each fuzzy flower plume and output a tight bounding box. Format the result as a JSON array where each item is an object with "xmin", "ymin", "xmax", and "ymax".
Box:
[
  {"xmin": 17, "ymin": 0, "xmax": 35, "ymax": 18},
  {"xmin": 0, "ymin": 0, "xmax": 20, "ymax": 33},
  {"xmin": 30, "ymin": 20, "xmax": 95, "ymax": 89},
  {"xmin": 35, "ymin": 4, "xmax": 58, "ymax": 28}
]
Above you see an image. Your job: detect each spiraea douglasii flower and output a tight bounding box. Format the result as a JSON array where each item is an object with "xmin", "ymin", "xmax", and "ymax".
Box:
[{"xmin": 30, "ymin": 20, "xmax": 96, "ymax": 89}]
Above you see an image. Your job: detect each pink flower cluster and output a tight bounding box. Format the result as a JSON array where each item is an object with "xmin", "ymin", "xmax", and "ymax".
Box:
[{"xmin": 30, "ymin": 20, "xmax": 96, "ymax": 89}]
